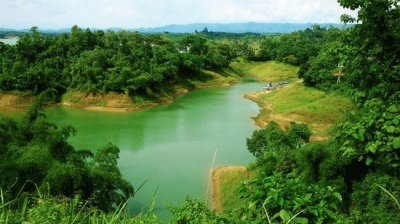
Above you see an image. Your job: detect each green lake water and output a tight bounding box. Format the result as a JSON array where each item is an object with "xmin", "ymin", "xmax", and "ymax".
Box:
[{"xmin": 3, "ymin": 78, "xmax": 263, "ymax": 220}]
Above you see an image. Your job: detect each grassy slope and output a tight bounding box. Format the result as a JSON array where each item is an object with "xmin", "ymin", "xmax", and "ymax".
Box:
[
  {"xmin": 253, "ymin": 82, "xmax": 355, "ymax": 140},
  {"xmin": 219, "ymin": 169, "xmax": 245, "ymax": 212},
  {"xmin": 215, "ymin": 60, "xmax": 355, "ymax": 214},
  {"xmin": 231, "ymin": 59, "xmax": 299, "ymax": 82},
  {"xmin": 212, "ymin": 166, "xmax": 251, "ymax": 213},
  {"xmin": 190, "ymin": 69, "xmax": 239, "ymax": 88},
  {"xmin": 232, "ymin": 59, "xmax": 354, "ymax": 140}
]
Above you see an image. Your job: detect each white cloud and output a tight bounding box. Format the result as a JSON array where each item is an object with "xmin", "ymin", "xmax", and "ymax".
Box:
[{"xmin": 0, "ymin": 0, "xmax": 357, "ymax": 29}]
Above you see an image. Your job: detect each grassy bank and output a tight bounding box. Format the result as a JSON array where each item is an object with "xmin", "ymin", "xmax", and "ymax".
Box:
[
  {"xmin": 61, "ymin": 68, "xmax": 240, "ymax": 112},
  {"xmin": 0, "ymin": 68, "xmax": 241, "ymax": 113},
  {"xmin": 211, "ymin": 166, "xmax": 251, "ymax": 213},
  {"xmin": 246, "ymin": 82, "xmax": 355, "ymax": 141},
  {"xmin": 231, "ymin": 59, "xmax": 354, "ymax": 140}
]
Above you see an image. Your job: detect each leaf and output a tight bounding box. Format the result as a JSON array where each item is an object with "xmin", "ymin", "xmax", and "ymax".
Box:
[
  {"xmin": 304, "ymin": 193, "xmax": 312, "ymax": 201},
  {"xmin": 388, "ymin": 105, "xmax": 398, "ymax": 113},
  {"xmin": 366, "ymin": 157, "xmax": 373, "ymax": 166},
  {"xmin": 332, "ymin": 192, "xmax": 342, "ymax": 202},
  {"xmin": 296, "ymin": 217, "xmax": 309, "ymax": 224},
  {"xmin": 367, "ymin": 144, "xmax": 376, "ymax": 153},
  {"xmin": 386, "ymin": 126, "xmax": 396, "ymax": 133},
  {"xmin": 279, "ymin": 209, "xmax": 291, "ymax": 222},
  {"xmin": 392, "ymin": 137, "xmax": 400, "ymax": 149}
]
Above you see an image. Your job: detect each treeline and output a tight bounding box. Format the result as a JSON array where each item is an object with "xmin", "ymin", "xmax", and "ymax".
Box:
[
  {"xmin": 0, "ymin": 26, "xmax": 237, "ymax": 101},
  {"xmin": 0, "ymin": 31, "xmax": 24, "ymax": 38},
  {"xmin": 239, "ymin": 24, "xmax": 350, "ymax": 90}
]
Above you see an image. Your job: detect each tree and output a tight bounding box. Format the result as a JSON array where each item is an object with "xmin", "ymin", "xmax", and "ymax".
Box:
[
  {"xmin": 247, "ymin": 122, "xmax": 310, "ymax": 159},
  {"xmin": 338, "ymin": 0, "xmax": 400, "ymax": 100},
  {"xmin": 0, "ymin": 101, "xmax": 134, "ymax": 211}
]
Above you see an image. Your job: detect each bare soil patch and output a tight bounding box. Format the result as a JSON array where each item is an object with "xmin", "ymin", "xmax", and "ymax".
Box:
[{"xmin": 0, "ymin": 93, "xmax": 33, "ymax": 112}]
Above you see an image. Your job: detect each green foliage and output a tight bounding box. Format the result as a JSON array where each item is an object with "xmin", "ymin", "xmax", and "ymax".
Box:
[
  {"xmin": 251, "ymin": 25, "xmax": 333, "ymax": 68},
  {"xmin": 296, "ymin": 142, "xmax": 346, "ymax": 191},
  {"xmin": 301, "ymin": 37, "xmax": 346, "ymax": 89},
  {"xmin": 237, "ymin": 172, "xmax": 342, "ymax": 224},
  {"xmin": 169, "ymin": 198, "xmax": 228, "ymax": 223},
  {"xmin": 0, "ymin": 194, "xmax": 159, "ymax": 224},
  {"xmin": 239, "ymin": 123, "xmax": 345, "ymax": 223},
  {"xmin": 346, "ymin": 173, "xmax": 400, "ymax": 223},
  {"xmin": 0, "ymin": 27, "xmax": 237, "ymax": 100},
  {"xmin": 247, "ymin": 122, "xmax": 311, "ymax": 159},
  {"xmin": 334, "ymin": 98, "xmax": 400, "ymax": 173},
  {"xmin": 0, "ymin": 101, "xmax": 133, "ymax": 212},
  {"xmin": 258, "ymin": 37, "xmax": 278, "ymax": 61}
]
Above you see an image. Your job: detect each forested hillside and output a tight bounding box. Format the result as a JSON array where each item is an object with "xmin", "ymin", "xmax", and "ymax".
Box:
[{"xmin": 0, "ymin": 26, "xmax": 237, "ymax": 102}]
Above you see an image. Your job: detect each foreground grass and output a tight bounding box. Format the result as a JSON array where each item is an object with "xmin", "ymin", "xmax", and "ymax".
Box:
[
  {"xmin": 0, "ymin": 194, "xmax": 159, "ymax": 224},
  {"xmin": 247, "ymin": 82, "xmax": 355, "ymax": 140}
]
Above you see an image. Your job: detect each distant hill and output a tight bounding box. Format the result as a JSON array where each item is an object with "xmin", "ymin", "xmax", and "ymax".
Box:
[
  {"xmin": 133, "ymin": 22, "xmax": 347, "ymax": 33},
  {"xmin": 0, "ymin": 22, "xmax": 349, "ymax": 35}
]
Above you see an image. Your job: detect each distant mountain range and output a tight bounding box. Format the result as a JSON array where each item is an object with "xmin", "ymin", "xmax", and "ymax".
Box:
[
  {"xmin": 0, "ymin": 22, "xmax": 349, "ymax": 34},
  {"xmin": 133, "ymin": 22, "xmax": 347, "ymax": 33}
]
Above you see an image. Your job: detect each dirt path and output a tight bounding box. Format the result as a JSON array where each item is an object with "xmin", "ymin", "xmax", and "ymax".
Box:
[{"xmin": 211, "ymin": 166, "xmax": 247, "ymax": 213}]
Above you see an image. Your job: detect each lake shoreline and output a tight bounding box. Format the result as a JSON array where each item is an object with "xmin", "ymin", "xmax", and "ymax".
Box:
[{"xmin": 0, "ymin": 70, "xmax": 240, "ymax": 113}]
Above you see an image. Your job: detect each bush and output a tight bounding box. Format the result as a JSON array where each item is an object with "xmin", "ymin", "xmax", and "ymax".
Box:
[
  {"xmin": 297, "ymin": 141, "xmax": 346, "ymax": 188},
  {"xmin": 169, "ymin": 198, "xmax": 228, "ymax": 224},
  {"xmin": 237, "ymin": 172, "xmax": 342, "ymax": 224},
  {"xmin": 349, "ymin": 173, "xmax": 400, "ymax": 223}
]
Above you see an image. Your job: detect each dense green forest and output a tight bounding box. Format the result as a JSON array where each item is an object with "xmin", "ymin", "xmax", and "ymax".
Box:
[
  {"xmin": 1, "ymin": 0, "xmax": 399, "ymax": 223},
  {"xmin": 0, "ymin": 94, "xmax": 133, "ymax": 209},
  {"xmin": 0, "ymin": 26, "xmax": 238, "ymax": 101}
]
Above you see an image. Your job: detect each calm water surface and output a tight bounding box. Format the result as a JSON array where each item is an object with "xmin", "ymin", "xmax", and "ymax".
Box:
[{"xmin": 6, "ymin": 78, "xmax": 263, "ymax": 219}]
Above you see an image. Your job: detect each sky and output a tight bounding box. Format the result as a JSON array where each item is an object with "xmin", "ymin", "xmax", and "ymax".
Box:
[{"xmin": 0, "ymin": 0, "xmax": 357, "ymax": 29}]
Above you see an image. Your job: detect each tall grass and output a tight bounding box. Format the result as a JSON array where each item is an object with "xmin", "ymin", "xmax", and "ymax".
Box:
[
  {"xmin": 376, "ymin": 184, "xmax": 400, "ymax": 211},
  {"xmin": 0, "ymin": 184, "xmax": 159, "ymax": 224}
]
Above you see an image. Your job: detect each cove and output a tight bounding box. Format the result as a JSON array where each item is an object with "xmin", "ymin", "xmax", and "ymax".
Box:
[{"xmin": 43, "ymin": 78, "xmax": 263, "ymax": 219}]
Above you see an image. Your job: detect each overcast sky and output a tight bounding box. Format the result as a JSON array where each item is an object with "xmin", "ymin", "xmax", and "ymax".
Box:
[{"xmin": 0, "ymin": 0, "xmax": 356, "ymax": 29}]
